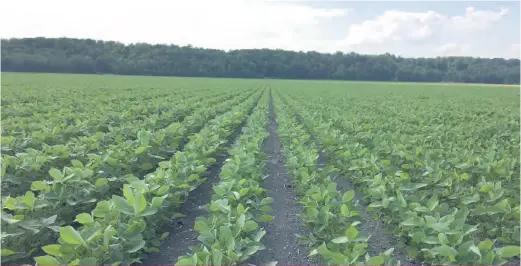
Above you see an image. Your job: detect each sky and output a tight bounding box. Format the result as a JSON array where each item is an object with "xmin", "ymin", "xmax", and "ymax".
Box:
[{"xmin": 1, "ymin": 0, "xmax": 520, "ymax": 59}]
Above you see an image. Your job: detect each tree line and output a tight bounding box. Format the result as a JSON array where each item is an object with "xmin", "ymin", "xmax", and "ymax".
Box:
[{"xmin": 2, "ymin": 37, "xmax": 520, "ymax": 84}]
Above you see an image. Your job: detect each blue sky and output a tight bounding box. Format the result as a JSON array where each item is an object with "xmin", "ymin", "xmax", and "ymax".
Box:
[{"xmin": 2, "ymin": 0, "xmax": 519, "ymax": 58}]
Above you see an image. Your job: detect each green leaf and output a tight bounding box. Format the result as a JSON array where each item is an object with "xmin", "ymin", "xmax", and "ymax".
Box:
[
  {"xmin": 59, "ymin": 226, "xmax": 86, "ymax": 246},
  {"xmin": 133, "ymin": 194, "xmax": 147, "ymax": 214},
  {"xmin": 432, "ymin": 245, "xmax": 458, "ymax": 262},
  {"xmin": 236, "ymin": 214, "xmax": 246, "ymax": 235},
  {"xmin": 499, "ymin": 246, "xmax": 521, "ymax": 259},
  {"xmin": 157, "ymin": 185, "xmax": 169, "ymax": 195},
  {"xmin": 254, "ymin": 229, "xmax": 266, "ymax": 242},
  {"xmin": 95, "ymin": 178, "xmax": 108, "ymax": 188},
  {"xmin": 31, "ymin": 180, "xmax": 48, "ymax": 191},
  {"xmin": 137, "ymin": 207, "xmax": 157, "ymax": 217},
  {"xmin": 239, "ymin": 187, "xmax": 250, "ymax": 196},
  {"xmin": 195, "ymin": 218, "xmax": 210, "ymax": 232},
  {"xmin": 160, "ymin": 232, "xmax": 169, "ymax": 240},
  {"xmin": 151, "ymin": 197, "xmax": 165, "ymax": 209},
  {"xmin": 401, "ymin": 217, "xmax": 423, "ymax": 227},
  {"xmin": 366, "ymin": 255, "xmax": 385, "ymax": 265},
  {"xmin": 345, "ymin": 225, "xmax": 359, "ymax": 241},
  {"xmin": 111, "ymin": 195, "xmax": 134, "ymax": 215},
  {"xmin": 332, "ymin": 236, "xmax": 349, "ymax": 244},
  {"xmin": 34, "ymin": 255, "xmax": 60, "ymax": 265},
  {"xmin": 265, "ymin": 261, "xmax": 278, "ymax": 266},
  {"xmin": 260, "ymin": 197, "xmax": 273, "ymax": 205},
  {"xmin": 354, "ymin": 231, "xmax": 371, "ymax": 242},
  {"xmin": 341, "ymin": 204, "xmax": 350, "ymax": 217},
  {"xmin": 422, "ymin": 236, "xmax": 440, "ymax": 245},
  {"xmin": 382, "ymin": 198, "xmax": 390, "ymax": 208},
  {"xmin": 469, "ymin": 245, "xmax": 481, "ymax": 259},
  {"xmin": 79, "ymin": 257, "xmax": 97, "ymax": 265},
  {"xmin": 71, "ymin": 159, "xmax": 84, "ymax": 168},
  {"xmin": 126, "ymin": 239, "xmax": 146, "ymax": 253},
  {"xmin": 368, "ymin": 201, "xmax": 383, "ymax": 208},
  {"xmin": 438, "ymin": 233, "xmax": 449, "ymax": 245},
  {"xmin": 237, "ymin": 203, "xmax": 246, "ymax": 215},
  {"xmin": 243, "ymin": 220, "xmax": 258, "ymax": 232},
  {"xmin": 103, "ymin": 226, "xmax": 116, "ymax": 249},
  {"xmin": 177, "ymin": 257, "xmax": 195, "ymax": 265},
  {"xmin": 82, "ymin": 224, "xmax": 102, "ymax": 242},
  {"xmin": 1, "ymin": 249, "xmax": 17, "ymax": 256},
  {"xmin": 135, "ymin": 146, "xmax": 147, "ymax": 155},
  {"xmin": 259, "ymin": 215, "xmax": 274, "ymax": 222},
  {"xmin": 42, "ymin": 244, "xmax": 62, "ymax": 256},
  {"xmin": 212, "ymin": 248, "xmax": 223, "ymax": 265},
  {"xmin": 158, "ymin": 161, "xmax": 170, "ymax": 168},
  {"xmin": 23, "ymin": 191, "xmax": 36, "ymax": 209},
  {"xmin": 400, "ymin": 183, "xmax": 428, "ymax": 191},
  {"xmin": 478, "ymin": 239, "xmax": 494, "ymax": 250},
  {"xmin": 244, "ymin": 245, "xmax": 260, "ymax": 256},
  {"xmin": 342, "ymin": 190, "xmax": 355, "ymax": 202},
  {"xmin": 461, "ymin": 194, "xmax": 480, "ymax": 205},
  {"xmin": 49, "ymin": 168, "xmax": 63, "ymax": 181},
  {"xmin": 231, "ymin": 191, "xmax": 241, "ymax": 200},
  {"xmin": 456, "ymin": 162, "xmax": 471, "ymax": 169},
  {"xmin": 198, "ymin": 231, "xmax": 215, "ymax": 244},
  {"xmin": 74, "ymin": 213, "xmax": 94, "ymax": 225}
]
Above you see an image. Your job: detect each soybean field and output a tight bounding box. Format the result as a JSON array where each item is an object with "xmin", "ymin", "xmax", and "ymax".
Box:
[{"xmin": 1, "ymin": 72, "xmax": 520, "ymax": 265}]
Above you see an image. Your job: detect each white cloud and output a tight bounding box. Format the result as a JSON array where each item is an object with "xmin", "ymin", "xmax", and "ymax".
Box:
[
  {"xmin": 0, "ymin": 0, "xmax": 348, "ymax": 52},
  {"xmin": 0, "ymin": 1, "xmax": 515, "ymax": 58},
  {"xmin": 338, "ymin": 6, "xmax": 509, "ymax": 53},
  {"xmin": 449, "ymin": 7, "xmax": 509, "ymax": 31},
  {"xmin": 344, "ymin": 10, "xmax": 445, "ymax": 46}
]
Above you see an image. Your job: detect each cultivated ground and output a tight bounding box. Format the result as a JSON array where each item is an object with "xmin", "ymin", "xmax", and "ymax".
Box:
[{"xmin": 1, "ymin": 72, "xmax": 519, "ymax": 265}]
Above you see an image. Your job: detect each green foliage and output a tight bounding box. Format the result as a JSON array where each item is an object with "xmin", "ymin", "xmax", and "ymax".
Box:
[
  {"xmin": 2, "ymin": 37, "xmax": 520, "ymax": 84},
  {"xmin": 1, "ymin": 75, "xmax": 266, "ymax": 264},
  {"xmin": 275, "ymin": 81, "xmax": 520, "ymax": 265},
  {"xmin": 176, "ymin": 90, "xmax": 271, "ymax": 265},
  {"xmin": 272, "ymin": 93, "xmax": 398, "ymax": 265}
]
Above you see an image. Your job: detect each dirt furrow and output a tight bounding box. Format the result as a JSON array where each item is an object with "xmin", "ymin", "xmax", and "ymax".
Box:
[{"xmin": 247, "ymin": 89, "xmax": 314, "ymax": 265}]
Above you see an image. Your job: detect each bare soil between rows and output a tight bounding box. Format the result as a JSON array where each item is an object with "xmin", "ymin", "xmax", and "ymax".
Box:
[{"xmin": 246, "ymin": 89, "xmax": 315, "ymax": 265}]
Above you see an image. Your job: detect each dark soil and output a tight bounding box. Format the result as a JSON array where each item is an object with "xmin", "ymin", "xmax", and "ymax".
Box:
[{"xmin": 247, "ymin": 90, "xmax": 315, "ymax": 266}]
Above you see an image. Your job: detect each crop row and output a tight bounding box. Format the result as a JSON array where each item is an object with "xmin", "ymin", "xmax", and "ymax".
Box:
[
  {"xmin": 2, "ymin": 85, "xmax": 215, "ymax": 147},
  {"xmin": 2, "ymin": 86, "xmax": 245, "ymax": 154},
  {"xmin": 176, "ymin": 88, "xmax": 272, "ymax": 265},
  {"xmin": 276, "ymin": 87, "xmax": 520, "ymax": 264},
  {"xmin": 272, "ymin": 89, "xmax": 396, "ymax": 265},
  {"xmin": 1, "ymin": 88, "xmax": 265, "ymax": 264},
  {"xmin": 2, "ymin": 87, "xmax": 255, "ymax": 196}
]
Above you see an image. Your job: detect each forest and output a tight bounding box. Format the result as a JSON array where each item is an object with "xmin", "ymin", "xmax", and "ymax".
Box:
[{"xmin": 2, "ymin": 37, "xmax": 520, "ymax": 84}]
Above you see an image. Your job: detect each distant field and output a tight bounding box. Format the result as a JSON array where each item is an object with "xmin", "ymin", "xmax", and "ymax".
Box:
[{"xmin": 2, "ymin": 72, "xmax": 520, "ymax": 265}]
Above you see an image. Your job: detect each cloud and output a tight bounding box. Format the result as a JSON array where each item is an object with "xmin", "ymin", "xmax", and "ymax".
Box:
[
  {"xmin": 0, "ymin": 1, "xmax": 515, "ymax": 58},
  {"xmin": 338, "ymin": 6, "xmax": 509, "ymax": 53},
  {"xmin": 449, "ymin": 7, "xmax": 509, "ymax": 31},
  {"xmin": 344, "ymin": 10, "xmax": 445, "ymax": 46},
  {"xmin": 0, "ymin": 0, "xmax": 349, "ymax": 51}
]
